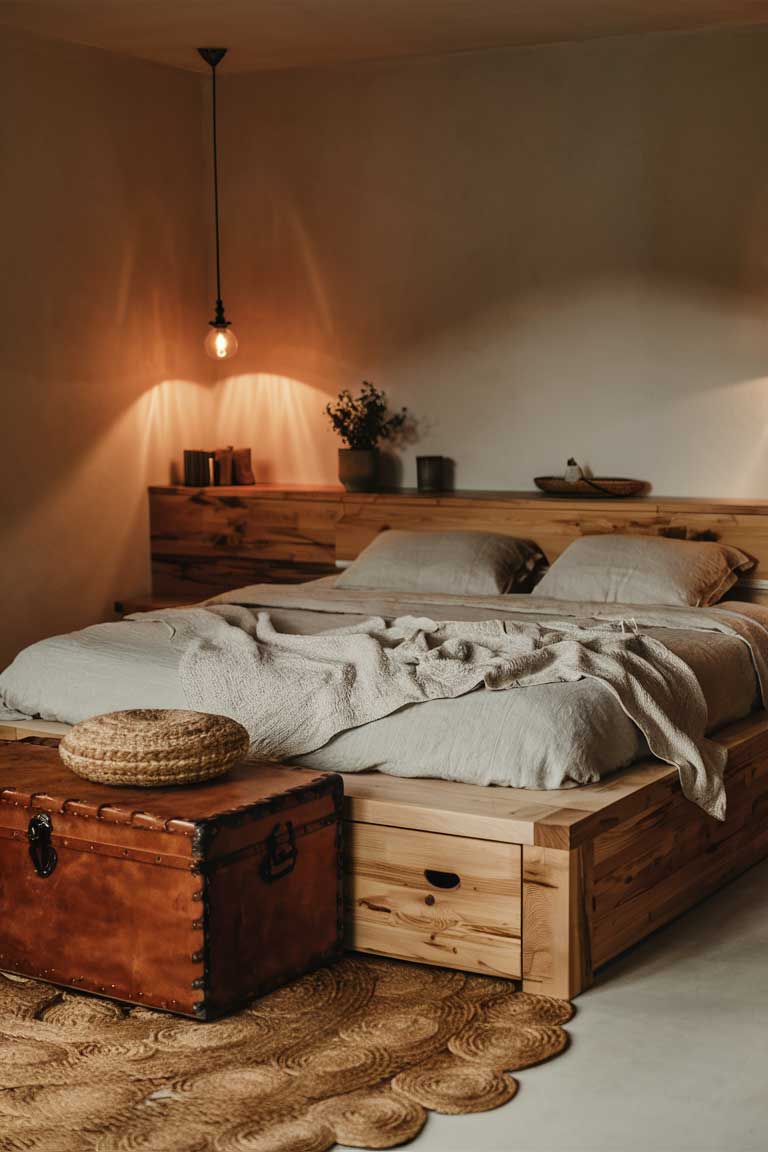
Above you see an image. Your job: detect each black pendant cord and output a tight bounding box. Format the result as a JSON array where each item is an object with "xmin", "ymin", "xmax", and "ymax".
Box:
[
  {"xmin": 211, "ymin": 59, "xmax": 222, "ymax": 312},
  {"xmin": 198, "ymin": 48, "xmax": 230, "ymax": 328}
]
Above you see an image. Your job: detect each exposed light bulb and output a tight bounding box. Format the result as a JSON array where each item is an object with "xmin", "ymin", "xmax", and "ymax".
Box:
[{"xmin": 204, "ymin": 326, "xmax": 238, "ymax": 360}]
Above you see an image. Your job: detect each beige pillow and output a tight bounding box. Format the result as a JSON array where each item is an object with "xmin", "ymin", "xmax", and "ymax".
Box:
[
  {"xmin": 335, "ymin": 530, "xmax": 544, "ymax": 595},
  {"xmin": 534, "ymin": 534, "xmax": 754, "ymax": 607}
]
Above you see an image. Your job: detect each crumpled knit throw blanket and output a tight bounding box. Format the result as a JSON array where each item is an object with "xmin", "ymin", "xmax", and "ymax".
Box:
[{"xmin": 168, "ymin": 607, "xmax": 728, "ymax": 819}]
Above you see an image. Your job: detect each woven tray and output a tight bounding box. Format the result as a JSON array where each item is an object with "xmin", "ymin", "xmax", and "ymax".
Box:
[{"xmin": 534, "ymin": 476, "xmax": 648, "ymax": 498}]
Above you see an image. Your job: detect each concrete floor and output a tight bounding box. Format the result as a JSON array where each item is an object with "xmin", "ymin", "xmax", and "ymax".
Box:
[{"xmin": 356, "ymin": 857, "xmax": 768, "ymax": 1152}]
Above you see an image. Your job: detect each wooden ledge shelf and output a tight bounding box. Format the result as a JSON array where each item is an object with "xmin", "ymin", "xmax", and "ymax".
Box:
[
  {"xmin": 150, "ymin": 484, "xmax": 346, "ymax": 500},
  {"xmin": 150, "ymin": 484, "xmax": 768, "ymax": 513},
  {"xmin": 148, "ymin": 485, "xmax": 768, "ymax": 602}
]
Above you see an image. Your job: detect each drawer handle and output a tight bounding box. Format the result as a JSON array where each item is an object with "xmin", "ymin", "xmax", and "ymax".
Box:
[{"xmin": 424, "ymin": 868, "xmax": 460, "ymax": 890}]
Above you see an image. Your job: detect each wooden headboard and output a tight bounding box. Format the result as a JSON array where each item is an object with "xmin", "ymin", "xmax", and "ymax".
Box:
[
  {"xmin": 148, "ymin": 487, "xmax": 768, "ymax": 604},
  {"xmin": 335, "ymin": 491, "xmax": 768, "ymax": 602}
]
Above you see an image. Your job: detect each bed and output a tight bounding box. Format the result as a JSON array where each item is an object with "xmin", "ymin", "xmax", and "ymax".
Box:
[{"xmin": 4, "ymin": 494, "xmax": 768, "ymax": 999}]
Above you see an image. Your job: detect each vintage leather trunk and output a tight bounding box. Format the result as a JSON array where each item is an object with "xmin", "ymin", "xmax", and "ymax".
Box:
[{"xmin": 0, "ymin": 740, "xmax": 343, "ymax": 1019}]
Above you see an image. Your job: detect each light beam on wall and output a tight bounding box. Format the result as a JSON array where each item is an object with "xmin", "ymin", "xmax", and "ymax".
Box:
[{"xmin": 199, "ymin": 47, "xmax": 238, "ymax": 361}]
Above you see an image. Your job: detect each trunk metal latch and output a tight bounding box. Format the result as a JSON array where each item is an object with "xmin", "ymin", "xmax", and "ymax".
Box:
[
  {"xmin": 27, "ymin": 813, "xmax": 57, "ymax": 878},
  {"xmin": 261, "ymin": 821, "xmax": 297, "ymax": 883}
]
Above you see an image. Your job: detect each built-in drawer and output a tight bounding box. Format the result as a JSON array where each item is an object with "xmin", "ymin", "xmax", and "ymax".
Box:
[{"xmin": 344, "ymin": 821, "xmax": 522, "ymax": 978}]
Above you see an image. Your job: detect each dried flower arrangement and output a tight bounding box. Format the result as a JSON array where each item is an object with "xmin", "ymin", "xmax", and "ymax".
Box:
[{"xmin": 324, "ymin": 383, "xmax": 407, "ymax": 450}]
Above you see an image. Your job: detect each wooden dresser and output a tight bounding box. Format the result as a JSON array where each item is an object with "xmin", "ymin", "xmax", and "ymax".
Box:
[{"xmin": 147, "ymin": 485, "xmax": 768, "ymax": 603}]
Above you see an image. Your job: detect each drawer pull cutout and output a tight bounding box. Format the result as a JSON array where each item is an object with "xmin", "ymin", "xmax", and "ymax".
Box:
[
  {"xmin": 28, "ymin": 814, "xmax": 57, "ymax": 879},
  {"xmin": 424, "ymin": 869, "xmax": 460, "ymax": 890}
]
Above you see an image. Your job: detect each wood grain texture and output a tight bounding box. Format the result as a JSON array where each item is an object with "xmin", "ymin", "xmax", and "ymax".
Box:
[
  {"xmin": 590, "ymin": 739, "xmax": 768, "ymax": 968},
  {"xmin": 343, "ymin": 772, "xmax": 559, "ymax": 846},
  {"xmin": 0, "ymin": 720, "xmax": 71, "ymax": 742},
  {"xmin": 149, "ymin": 486, "xmax": 768, "ymax": 601},
  {"xmin": 152, "ymin": 557, "xmax": 336, "ymax": 599},
  {"xmin": 7, "ymin": 714, "xmax": 768, "ymax": 842},
  {"xmin": 521, "ymin": 844, "xmax": 593, "ymax": 999},
  {"xmin": 334, "ymin": 492, "xmax": 768, "ymax": 592},
  {"xmin": 149, "ymin": 487, "xmax": 342, "ymax": 598},
  {"xmin": 341, "ymin": 752, "xmax": 684, "ymax": 839},
  {"xmin": 344, "ymin": 821, "xmax": 522, "ymax": 977}
]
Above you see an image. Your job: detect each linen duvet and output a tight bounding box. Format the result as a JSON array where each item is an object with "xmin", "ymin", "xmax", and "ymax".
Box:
[{"xmin": 2, "ymin": 578, "xmax": 767, "ymax": 819}]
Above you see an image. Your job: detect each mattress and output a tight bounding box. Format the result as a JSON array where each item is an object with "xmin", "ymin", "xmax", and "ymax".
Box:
[{"xmin": 0, "ymin": 584, "xmax": 762, "ymax": 792}]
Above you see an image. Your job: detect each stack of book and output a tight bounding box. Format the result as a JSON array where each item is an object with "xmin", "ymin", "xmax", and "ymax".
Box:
[{"xmin": 183, "ymin": 447, "xmax": 255, "ymax": 486}]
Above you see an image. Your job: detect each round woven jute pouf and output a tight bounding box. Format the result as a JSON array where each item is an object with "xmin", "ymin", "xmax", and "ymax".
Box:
[{"xmin": 58, "ymin": 709, "xmax": 250, "ymax": 787}]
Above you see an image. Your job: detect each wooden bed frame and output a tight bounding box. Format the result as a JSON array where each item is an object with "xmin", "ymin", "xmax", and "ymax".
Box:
[
  {"xmin": 4, "ymin": 713, "xmax": 768, "ymax": 1000},
  {"xmin": 7, "ymin": 491, "xmax": 768, "ymax": 999}
]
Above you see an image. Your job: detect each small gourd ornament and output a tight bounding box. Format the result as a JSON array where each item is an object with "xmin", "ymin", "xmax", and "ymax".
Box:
[{"xmin": 563, "ymin": 458, "xmax": 583, "ymax": 485}]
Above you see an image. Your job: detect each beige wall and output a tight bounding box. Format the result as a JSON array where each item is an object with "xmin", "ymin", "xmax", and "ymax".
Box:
[
  {"xmin": 215, "ymin": 26, "xmax": 768, "ymax": 494},
  {"xmin": 0, "ymin": 29, "xmax": 210, "ymax": 668},
  {"xmin": 4, "ymin": 24, "xmax": 768, "ymax": 668}
]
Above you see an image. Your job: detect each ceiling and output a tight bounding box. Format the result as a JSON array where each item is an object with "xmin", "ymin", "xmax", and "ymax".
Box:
[{"xmin": 2, "ymin": 0, "xmax": 768, "ymax": 73}]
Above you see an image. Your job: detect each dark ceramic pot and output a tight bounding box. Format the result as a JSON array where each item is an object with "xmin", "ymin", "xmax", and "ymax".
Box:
[
  {"xmin": 338, "ymin": 448, "xmax": 378, "ymax": 492},
  {"xmin": 416, "ymin": 455, "xmax": 445, "ymax": 492}
]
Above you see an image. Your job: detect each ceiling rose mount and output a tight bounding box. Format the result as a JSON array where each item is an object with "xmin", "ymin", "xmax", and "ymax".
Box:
[
  {"xmin": 198, "ymin": 46, "xmax": 238, "ymax": 361},
  {"xmin": 198, "ymin": 47, "xmax": 228, "ymax": 69}
]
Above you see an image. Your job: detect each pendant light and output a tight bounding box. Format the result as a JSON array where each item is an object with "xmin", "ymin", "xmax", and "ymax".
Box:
[{"xmin": 199, "ymin": 47, "xmax": 238, "ymax": 361}]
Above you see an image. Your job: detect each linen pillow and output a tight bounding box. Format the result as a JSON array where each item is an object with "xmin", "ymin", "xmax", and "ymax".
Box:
[
  {"xmin": 335, "ymin": 530, "xmax": 544, "ymax": 595},
  {"xmin": 534, "ymin": 534, "xmax": 754, "ymax": 607}
]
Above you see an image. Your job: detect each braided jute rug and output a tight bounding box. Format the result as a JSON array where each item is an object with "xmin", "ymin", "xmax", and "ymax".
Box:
[{"xmin": 0, "ymin": 956, "xmax": 574, "ymax": 1152}]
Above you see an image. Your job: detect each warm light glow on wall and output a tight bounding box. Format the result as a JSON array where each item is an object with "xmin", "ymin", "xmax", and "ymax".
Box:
[{"xmin": 212, "ymin": 372, "xmax": 338, "ymax": 484}]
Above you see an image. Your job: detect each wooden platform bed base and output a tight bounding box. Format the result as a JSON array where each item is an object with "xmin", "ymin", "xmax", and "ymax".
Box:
[{"xmin": 4, "ymin": 713, "xmax": 768, "ymax": 1000}]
